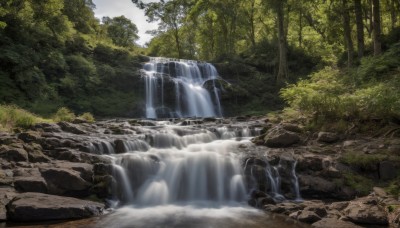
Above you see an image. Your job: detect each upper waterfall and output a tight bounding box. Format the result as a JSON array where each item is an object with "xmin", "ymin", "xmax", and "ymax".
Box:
[{"xmin": 141, "ymin": 57, "xmax": 223, "ymax": 118}]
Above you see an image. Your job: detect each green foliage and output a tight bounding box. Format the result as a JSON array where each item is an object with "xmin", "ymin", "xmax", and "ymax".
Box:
[
  {"xmin": 78, "ymin": 112, "xmax": 95, "ymax": 123},
  {"xmin": 281, "ymin": 43, "xmax": 400, "ymax": 122},
  {"xmin": 0, "ymin": 105, "xmax": 50, "ymax": 131},
  {"xmin": 342, "ymin": 172, "xmax": 374, "ymax": 196},
  {"xmin": 53, "ymin": 107, "xmax": 76, "ymax": 122}
]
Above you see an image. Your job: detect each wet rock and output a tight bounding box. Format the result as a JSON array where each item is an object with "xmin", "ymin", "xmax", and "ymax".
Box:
[
  {"xmin": 0, "ymin": 169, "xmax": 13, "ymax": 186},
  {"xmin": 312, "ymin": 218, "xmax": 362, "ymax": 228},
  {"xmin": 58, "ymin": 121, "xmax": 86, "ymax": 134},
  {"xmin": 6, "ymin": 192, "xmax": 104, "ymax": 222},
  {"xmin": 263, "ymin": 202, "xmax": 305, "ymax": 215},
  {"xmin": 91, "ymin": 175, "xmax": 115, "ymax": 198},
  {"xmin": 317, "ymin": 132, "xmax": 339, "ymax": 143},
  {"xmin": 264, "ymin": 127, "xmax": 300, "ymax": 148},
  {"xmin": 114, "ymin": 139, "xmax": 126, "ymax": 153},
  {"xmin": 0, "ymin": 145, "xmax": 28, "ymax": 162},
  {"xmin": 379, "ymin": 161, "xmax": 397, "ymax": 180},
  {"xmin": 94, "ymin": 163, "xmax": 113, "ymax": 176}
]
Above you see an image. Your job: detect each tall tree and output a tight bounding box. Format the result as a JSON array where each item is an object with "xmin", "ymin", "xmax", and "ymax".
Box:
[
  {"xmin": 102, "ymin": 16, "xmax": 139, "ymax": 47},
  {"xmin": 343, "ymin": 0, "xmax": 354, "ymax": 67},
  {"xmin": 354, "ymin": 0, "xmax": 364, "ymax": 58},
  {"xmin": 372, "ymin": 0, "xmax": 382, "ymax": 55},
  {"xmin": 275, "ymin": 0, "xmax": 288, "ymax": 84}
]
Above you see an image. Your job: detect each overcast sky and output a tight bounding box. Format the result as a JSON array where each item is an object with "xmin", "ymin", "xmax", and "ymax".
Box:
[{"xmin": 93, "ymin": 0, "xmax": 158, "ymax": 46}]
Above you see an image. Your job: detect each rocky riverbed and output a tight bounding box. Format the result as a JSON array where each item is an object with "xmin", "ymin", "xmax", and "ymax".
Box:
[{"xmin": 0, "ymin": 117, "xmax": 399, "ymax": 227}]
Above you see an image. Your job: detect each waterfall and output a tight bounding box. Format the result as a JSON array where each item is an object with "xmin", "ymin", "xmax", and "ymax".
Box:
[{"xmin": 141, "ymin": 57, "xmax": 223, "ymax": 118}]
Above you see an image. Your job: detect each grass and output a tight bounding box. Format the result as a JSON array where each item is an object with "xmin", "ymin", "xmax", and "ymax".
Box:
[
  {"xmin": 0, "ymin": 104, "xmax": 51, "ymax": 131},
  {"xmin": 0, "ymin": 105, "xmax": 96, "ymax": 132}
]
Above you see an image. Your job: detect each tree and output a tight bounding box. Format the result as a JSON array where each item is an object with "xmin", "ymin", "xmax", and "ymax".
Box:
[
  {"xmin": 103, "ymin": 16, "xmax": 139, "ymax": 47},
  {"xmin": 372, "ymin": 0, "xmax": 382, "ymax": 55},
  {"xmin": 354, "ymin": 0, "xmax": 364, "ymax": 58},
  {"xmin": 342, "ymin": 0, "xmax": 354, "ymax": 67}
]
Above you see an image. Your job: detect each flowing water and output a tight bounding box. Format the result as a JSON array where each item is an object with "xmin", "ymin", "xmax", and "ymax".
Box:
[
  {"xmin": 141, "ymin": 58, "xmax": 223, "ymax": 118},
  {"xmin": 92, "ymin": 120, "xmax": 306, "ymax": 228}
]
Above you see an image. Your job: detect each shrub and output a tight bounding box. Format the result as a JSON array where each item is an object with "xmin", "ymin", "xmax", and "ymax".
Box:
[
  {"xmin": 53, "ymin": 107, "xmax": 75, "ymax": 122},
  {"xmin": 78, "ymin": 112, "xmax": 95, "ymax": 123}
]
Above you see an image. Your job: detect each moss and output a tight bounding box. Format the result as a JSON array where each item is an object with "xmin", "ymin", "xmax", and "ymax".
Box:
[
  {"xmin": 342, "ymin": 172, "xmax": 374, "ymax": 196},
  {"xmin": 340, "ymin": 152, "xmax": 389, "ymax": 170}
]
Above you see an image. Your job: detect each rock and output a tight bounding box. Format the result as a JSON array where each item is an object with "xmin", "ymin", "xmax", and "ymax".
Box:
[
  {"xmin": 93, "ymin": 163, "xmax": 113, "ymax": 176},
  {"xmin": 33, "ymin": 123, "xmax": 62, "ymax": 132},
  {"xmin": 317, "ymin": 132, "xmax": 339, "ymax": 143},
  {"xmin": 328, "ymin": 201, "xmax": 349, "ymax": 211},
  {"xmin": 264, "ymin": 127, "xmax": 300, "ymax": 148},
  {"xmin": 6, "ymin": 192, "xmax": 104, "ymax": 222},
  {"xmin": 299, "ymin": 175, "xmax": 337, "ymax": 198},
  {"xmin": 379, "ymin": 161, "xmax": 397, "ymax": 180},
  {"xmin": 17, "ymin": 131, "xmax": 41, "ymax": 143},
  {"xmin": 40, "ymin": 168, "xmax": 92, "ymax": 195},
  {"xmin": 282, "ymin": 123, "xmax": 302, "ymax": 133},
  {"xmin": 0, "ymin": 188, "xmax": 17, "ymax": 221},
  {"xmin": 91, "ymin": 175, "xmax": 116, "ymax": 198},
  {"xmin": 0, "ymin": 145, "xmax": 28, "ymax": 162},
  {"xmin": 297, "ymin": 211, "xmax": 321, "ymax": 223},
  {"xmin": 373, "ymin": 187, "xmax": 388, "ymax": 197},
  {"xmin": 58, "ymin": 121, "xmax": 86, "ymax": 134},
  {"xmin": 114, "ymin": 139, "xmax": 127, "ymax": 153},
  {"xmin": 312, "ymin": 218, "xmax": 362, "ymax": 228},
  {"xmin": 23, "ymin": 143, "xmax": 51, "ymax": 163},
  {"xmin": 14, "ymin": 176, "xmax": 48, "ymax": 193},
  {"xmin": 344, "ymin": 197, "xmax": 389, "ymax": 225}
]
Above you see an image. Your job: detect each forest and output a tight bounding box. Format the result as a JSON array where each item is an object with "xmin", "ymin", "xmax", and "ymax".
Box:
[{"xmin": 0, "ymin": 0, "xmax": 399, "ymax": 124}]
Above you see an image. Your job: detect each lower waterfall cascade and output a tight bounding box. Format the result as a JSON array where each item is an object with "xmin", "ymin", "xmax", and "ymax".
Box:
[
  {"xmin": 83, "ymin": 119, "xmax": 304, "ymax": 227},
  {"xmin": 141, "ymin": 57, "xmax": 223, "ymax": 119}
]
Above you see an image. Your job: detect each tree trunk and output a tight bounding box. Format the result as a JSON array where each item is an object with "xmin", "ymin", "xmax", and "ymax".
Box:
[
  {"xmin": 276, "ymin": 0, "xmax": 288, "ymax": 84},
  {"xmin": 391, "ymin": 0, "xmax": 397, "ymax": 29},
  {"xmin": 299, "ymin": 7, "xmax": 303, "ymax": 48},
  {"xmin": 372, "ymin": 0, "xmax": 382, "ymax": 55},
  {"xmin": 343, "ymin": 0, "xmax": 354, "ymax": 67},
  {"xmin": 355, "ymin": 0, "xmax": 364, "ymax": 58}
]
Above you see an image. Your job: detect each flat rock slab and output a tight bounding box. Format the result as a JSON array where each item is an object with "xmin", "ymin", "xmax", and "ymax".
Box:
[{"xmin": 6, "ymin": 192, "xmax": 104, "ymax": 222}]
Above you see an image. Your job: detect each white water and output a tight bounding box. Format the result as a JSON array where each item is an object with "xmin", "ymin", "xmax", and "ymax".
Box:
[
  {"xmin": 89, "ymin": 121, "xmax": 304, "ymax": 227},
  {"xmin": 141, "ymin": 57, "xmax": 223, "ymax": 118}
]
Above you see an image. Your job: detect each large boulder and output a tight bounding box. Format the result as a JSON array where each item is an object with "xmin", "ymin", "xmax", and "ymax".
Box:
[
  {"xmin": 14, "ymin": 176, "xmax": 48, "ymax": 193},
  {"xmin": 343, "ymin": 196, "xmax": 389, "ymax": 225},
  {"xmin": 264, "ymin": 127, "xmax": 300, "ymax": 148},
  {"xmin": 40, "ymin": 167, "xmax": 92, "ymax": 196},
  {"xmin": 0, "ymin": 145, "xmax": 28, "ymax": 162},
  {"xmin": 6, "ymin": 192, "xmax": 104, "ymax": 222}
]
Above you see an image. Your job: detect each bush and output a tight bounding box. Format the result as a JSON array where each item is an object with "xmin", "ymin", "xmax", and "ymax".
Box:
[
  {"xmin": 53, "ymin": 107, "xmax": 76, "ymax": 122},
  {"xmin": 78, "ymin": 112, "xmax": 95, "ymax": 123},
  {"xmin": 0, "ymin": 105, "xmax": 49, "ymax": 131},
  {"xmin": 281, "ymin": 43, "xmax": 400, "ymax": 123}
]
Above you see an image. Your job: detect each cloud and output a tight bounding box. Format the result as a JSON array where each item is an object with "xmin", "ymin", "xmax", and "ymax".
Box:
[{"xmin": 93, "ymin": 0, "xmax": 158, "ymax": 46}]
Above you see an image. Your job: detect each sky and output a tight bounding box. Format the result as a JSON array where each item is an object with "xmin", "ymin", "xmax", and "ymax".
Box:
[{"xmin": 92, "ymin": 0, "xmax": 158, "ymax": 46}]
